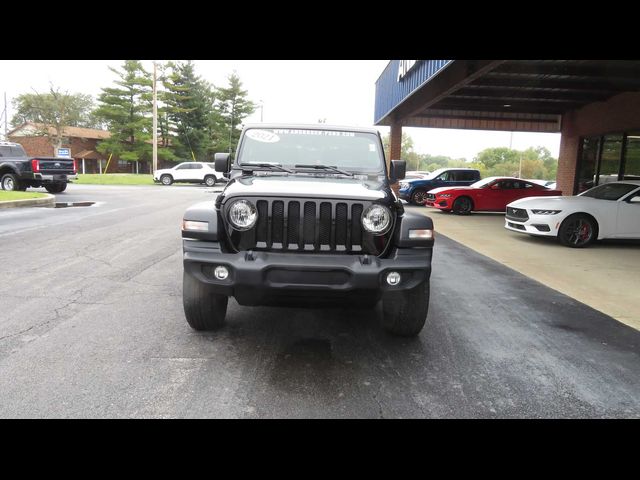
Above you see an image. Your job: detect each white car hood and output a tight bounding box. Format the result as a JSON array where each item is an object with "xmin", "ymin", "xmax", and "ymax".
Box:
[{"xmin": 508, "ymin": 195, "xmax": 594, "ymax": 209}]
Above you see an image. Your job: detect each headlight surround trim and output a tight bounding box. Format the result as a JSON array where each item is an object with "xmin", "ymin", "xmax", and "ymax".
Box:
[
  {"xmin": 227, "ymin": 199, "xmax": 258, "ymax": 230},
  {"xmin": 361, "ymin": 204, "xmax": 393, "ymax": 235}
]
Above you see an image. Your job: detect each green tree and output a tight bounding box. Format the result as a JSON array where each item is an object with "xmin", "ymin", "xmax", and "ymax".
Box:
[
  {"xmin": 11, "ymin": 87, "xmax": 100, "ymax": 149},
  {"xmin": 382, "ymin": 132, "xmax": 422, "ymax": 169},
  {"xmin": 214, "ymin": 72, "xmax": 256, "ymax": 154},
  {"xmin": 473, "ymin": 146, "xmax": 558, "ymax": 179},
  {"xmin": 474, "ymin": 147, "xmax": 520, "ymax": 170},
  {"xmin": 162, "ymin": 61, "xmax": 213, "ymax": 161},
  {"xmin": 94, "ymin": 61, "xmax": 158, "ymax": 168}
]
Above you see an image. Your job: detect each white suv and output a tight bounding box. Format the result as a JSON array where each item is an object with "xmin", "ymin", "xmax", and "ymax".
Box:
[{"xmin": 153, "ymin": 162, "xmax": 219, "ymax": 186}]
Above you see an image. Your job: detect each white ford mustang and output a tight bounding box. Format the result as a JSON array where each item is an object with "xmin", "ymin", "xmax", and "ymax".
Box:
[{"xmin": 505, "ymin": 180, "xmax": 640, "ymax": 247}]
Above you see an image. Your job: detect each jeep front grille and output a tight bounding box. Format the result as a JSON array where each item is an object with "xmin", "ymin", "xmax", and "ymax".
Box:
[{"xmin": 225, "ymin": 198, "xmax": 381, "ymax": 254}]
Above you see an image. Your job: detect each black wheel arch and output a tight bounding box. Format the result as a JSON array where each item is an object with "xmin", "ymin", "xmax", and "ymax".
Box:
[{"xmin": 561, "ymin": 212, "xmax": 600, "ymax": 239}]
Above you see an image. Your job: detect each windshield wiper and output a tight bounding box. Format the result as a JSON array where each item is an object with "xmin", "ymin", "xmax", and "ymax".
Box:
[
  {"xmin": 294, "ymin": 164, "xmax": 354, "ymax": 176},
  {"xmin": 240, "ymin": 162, "xmax": 293, "ymax": 173}
]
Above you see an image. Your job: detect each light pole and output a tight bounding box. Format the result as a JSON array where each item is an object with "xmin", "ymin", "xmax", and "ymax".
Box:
[
  {"xmin": 259, "ymin": 99, "xmax": 263, "ymax": 122},
  {"xmin": 228, "ymin": 107, "xmax": 234, "ymax": 155}
]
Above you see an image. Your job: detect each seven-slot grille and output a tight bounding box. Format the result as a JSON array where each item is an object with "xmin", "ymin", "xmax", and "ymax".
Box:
[
  {"xmin": 227, "ymin": 198, "xmax": 368, "ymax": 253},
  {"xmin": 506, "ymin": 207, "xmax": 529, "ymax": 221}
]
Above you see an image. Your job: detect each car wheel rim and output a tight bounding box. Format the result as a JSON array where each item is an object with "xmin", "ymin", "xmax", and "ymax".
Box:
[
  {"xmin": 162, "ymin": 177, "xmax": 170, "ymax": 185},
  {"xmin": 566, "ymin": 219, "xmax": 592, "ymax": 245},
  {"xmin": 457, "ymin": 198, "xmax": 470, "ymax": 212},
  {"xmin": 4, "ymin": 178, "xmax": 14, "ymax": 190},
  {"xmin": 206, "ymin": 178, "xmax": 215, "ymax": 186},
  {"xmin": 414, "ymin": 192, "xmax": 426, "ymax": 204}
]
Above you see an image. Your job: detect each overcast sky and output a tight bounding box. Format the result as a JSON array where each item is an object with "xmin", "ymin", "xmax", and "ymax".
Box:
[{"xmin": 0, "ymin": 60, "xmax": 561, "ymax": 160}]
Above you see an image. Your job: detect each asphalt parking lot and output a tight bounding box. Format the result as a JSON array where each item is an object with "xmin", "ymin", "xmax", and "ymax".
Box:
[{"xmin": 0, "ymin": 184, "xmax": 638, "ymax": 418}]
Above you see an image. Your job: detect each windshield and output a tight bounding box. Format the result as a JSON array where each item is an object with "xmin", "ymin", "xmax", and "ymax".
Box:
[
  {"xmin": 237, "ymin": 128, "xmax": 385, "ymax": 173},
  {"xmin": 579, "ymin": 182, "xmax": 639, "ymax": 200},
  {"xmin": 470, "ymin": 177, "xmax": 499, "ymax": 188},
  {"xmin": 423, "ymin": 168, "xmax": 448, "ymax": 180}
]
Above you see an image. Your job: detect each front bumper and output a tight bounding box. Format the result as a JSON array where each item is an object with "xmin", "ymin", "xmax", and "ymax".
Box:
[
  {"xmin": 183, "ymin": 240, "xmax": 432, "ymax": 306},
  {"xmin": 504, "ymin": 213, "xmax": 561, "ymax": 237},
  {"xmin": 32, "ymin": 173, "xmax": 77, "ymax": 182},
  {"xmin": 398, "ymin": 188, "xmax": 412, "ymax": 201}
]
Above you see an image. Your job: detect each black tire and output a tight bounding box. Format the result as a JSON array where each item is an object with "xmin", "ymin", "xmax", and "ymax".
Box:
[
  {"xmin": 44, "ymin": 182, "xmax": 67, "ymax": 193},
  {"xmin": 183, "ymin": 271, "xmax": 228, "ymax": 331},
  {"xmin": 410, "ymin": 189, "xmax": 428, "ymax": 206},
  {"xmin": 204, "ymin": 175, "xmax": 217, "ymax": 187},
  {"xmin": 381, "ymin": 281, "xmax": 430, "ymax": 337},
  {"xmin": 1, "ymin": 173, "xmax": 22, "ymax": 191},
  {"xmin": 452, "ymin": 196, "xmax": 473, "ymax": 215},
  {"xmin": 558, "ymin": 213, "xmax": 598, "ymax": 248},
  {"xmin": 161, "ymin": 174, "xmax": 173, "ymax": 186}
]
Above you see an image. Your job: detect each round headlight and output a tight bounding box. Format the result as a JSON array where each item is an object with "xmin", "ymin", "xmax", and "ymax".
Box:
[
  {"xmin": 362, "ymin": 204, "xmax": 392, "ymax": 235},
  {"xmin": 228, "ymin": 199, "xmax": 257, "ymax": 230}
]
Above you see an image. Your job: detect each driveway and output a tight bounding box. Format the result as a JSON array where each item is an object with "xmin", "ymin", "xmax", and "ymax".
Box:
[
  {"xmin": 425, "ymin": 210, "xmax": 640, "ymax": 331},
  {"xmin": 0, "ymin": 185, "xmax": 638, "ymax": 418}
]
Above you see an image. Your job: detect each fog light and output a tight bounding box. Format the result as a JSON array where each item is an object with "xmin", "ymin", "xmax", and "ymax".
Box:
[
  {"xmin": 214, "ymin": 266, "xmax": 229, "ymax": 280},
  {"xmin": 386, "ymin": 271, "xmax": 401, "ymax": 286}
]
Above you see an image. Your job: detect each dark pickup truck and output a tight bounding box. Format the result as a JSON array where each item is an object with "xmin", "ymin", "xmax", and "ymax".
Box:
[{"xmin": 0, "ymin": 141, "xmax": 77, "ymax": 193}]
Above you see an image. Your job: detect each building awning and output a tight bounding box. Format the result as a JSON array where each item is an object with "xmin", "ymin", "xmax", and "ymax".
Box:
[
  {"xmin": 75, "ymin": 150, "xmax": 101, "ymax": 160},
  {"xmin": 375, "ymin": 60, "xmax": 640, "ymax": 132}
]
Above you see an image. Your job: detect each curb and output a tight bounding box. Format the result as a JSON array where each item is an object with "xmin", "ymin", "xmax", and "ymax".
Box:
[{"xmin": 0, "ymin": 194, "xmax": 55, "ymax": 209}]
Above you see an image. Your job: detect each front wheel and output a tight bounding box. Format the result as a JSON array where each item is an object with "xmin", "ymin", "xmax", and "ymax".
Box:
[
  {"xmin": 45, "ymin": 182, "xmax": 67, "ymax": 193},
  {"xmin": 204, "ymin": 175, "xmax": 217, "ymax": 187},
  {"xmin": 410, "ymin": 189, "xmax": 428, "ymax": 206},
  {"xmin": 452, "ymin": 196, "xmax": 473, "ymax": 215},
  {"xmin": 381, "ymin": 282, "xmax": 430, "ymax": 337},
  {"xmin": 161, "ymin": 175, "xmax": 173, "ymax": 186},
  {"xmin": 558, "ymin": 214, "xmax": 597, "ymax": 248},
  {"xmin": 183, "ymin": 271, "xmax": 228, "ymax": 331}
]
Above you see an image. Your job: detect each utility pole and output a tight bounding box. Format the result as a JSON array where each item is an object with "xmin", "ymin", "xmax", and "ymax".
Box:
[
  {"xmin": 152, "ymin": 61, "xmax": 158, "ymax": 175},
  {"xmin": 518, "ymin": 156, "xmax": 522, "ymax": 178},
  {"xmin": 2, "ymin": 92, "xmax": 7, "ymax": 140},
  {"xmin": 228, "ymin": 102, "xmax": 234, "ymax": 155}
]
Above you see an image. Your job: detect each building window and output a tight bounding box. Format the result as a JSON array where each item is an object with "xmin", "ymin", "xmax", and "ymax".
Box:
[
  {"xmin": 623, "ymin": 132, "xmax": 640, "ymax": 181},
  {"xmin": 576, "ymin": 131, "xmax": 640, "ymax": 193},
  {"xmin": 598, "ymin": 135, "xmax": 623, "ymax": 185},
  {"xmin": 576, "ymin": 137, "xmax": 600, "ymax": 193}
]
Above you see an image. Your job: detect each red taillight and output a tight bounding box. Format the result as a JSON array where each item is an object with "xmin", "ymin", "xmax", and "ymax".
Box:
[
  {"xmin": 72, "ymin": 159, "xmax": 77, "ymax": 173},
  {"xmin": 31, "ymin": 159, "xmax": 40, "ymax": 173}
]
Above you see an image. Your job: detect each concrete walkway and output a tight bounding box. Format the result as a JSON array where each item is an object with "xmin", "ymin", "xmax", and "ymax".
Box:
[
  {"xmin": 0, "ymin": 194, "xmax": 54, "ymax": 209},
  {"xmin": 419, "ymin": 208, "xmax": 640, "ymax": 331}
]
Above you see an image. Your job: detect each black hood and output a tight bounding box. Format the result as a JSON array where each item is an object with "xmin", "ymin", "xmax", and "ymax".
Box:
[{"xmin": 218, "ymin": 174, "xmax": 390, "ymax": 203}]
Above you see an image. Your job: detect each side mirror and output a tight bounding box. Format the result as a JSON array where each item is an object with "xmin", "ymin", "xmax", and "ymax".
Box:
[
  {"xmin": 390, "ymin": 160, "xmax": 406, "ymax": 182},
  {"xmin": 629, "ymin": 196, "xmax": 640, "ymax": 203},
  {"xmin": 214, "ymin": 153, "xmax": 231, "ymax": 173}
]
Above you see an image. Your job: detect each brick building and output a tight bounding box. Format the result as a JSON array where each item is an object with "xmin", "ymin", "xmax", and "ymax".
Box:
[
  {"xmin": 375, "ymin": 60, "xmax": 640, "ymax": 195},
  {"xmin": 7, "ymin": 122, "xmax": 175, "ymax": 174}
]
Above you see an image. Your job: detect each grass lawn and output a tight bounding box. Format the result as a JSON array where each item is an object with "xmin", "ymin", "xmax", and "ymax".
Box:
[
  {"xmin": 0, "ymin": 191, "xmax": 48, "ymax": 201},
  {"xmin": 74, "ymin": 174, "xmax": 156, "ymax": 186}
]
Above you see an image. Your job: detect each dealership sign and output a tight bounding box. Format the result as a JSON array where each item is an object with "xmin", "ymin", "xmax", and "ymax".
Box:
[
  {"xmin": 56, "ymin": 148, "xmax": 71, "ymax": 158},
  {"xmin": 397, "ymin": 60, "xmax": 419, "ymax": 80}
]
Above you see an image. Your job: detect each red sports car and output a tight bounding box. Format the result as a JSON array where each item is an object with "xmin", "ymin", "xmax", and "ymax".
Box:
[{"xmin": 425, "ymin": 177, "xmax": 563, "ymax": 214}]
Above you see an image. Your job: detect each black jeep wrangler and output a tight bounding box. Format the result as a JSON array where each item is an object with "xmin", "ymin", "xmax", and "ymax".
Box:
[{"xmin": 181, "ymin": 124, "xmax": 434, "ymax": 336}]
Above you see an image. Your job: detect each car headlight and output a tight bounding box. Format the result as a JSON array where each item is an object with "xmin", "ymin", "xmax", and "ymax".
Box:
[
  {"xmin": 228, "ymin": 199, "xmax": 258, "ymax": 230},
  {"xmin": 362, "ymin": 204, "xmax": 392, "ymax": 235},
  {"xmin": 399, "ymin": 182, "xmax": 409, "ymax": 189},
  {"xmin": 531, "ymin": 209, "xmax": 562, "ymax": 215}
]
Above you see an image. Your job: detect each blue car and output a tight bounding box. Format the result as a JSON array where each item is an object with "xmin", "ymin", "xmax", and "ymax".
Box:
[{"xmin": 398, "ymin": 168, "xmax": 481, "ymax": 205}]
